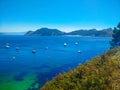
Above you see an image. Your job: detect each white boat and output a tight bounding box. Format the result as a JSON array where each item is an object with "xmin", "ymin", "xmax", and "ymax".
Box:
[
  {"xmin": 12, "ymin": 56, "xmax": 16, "ymax": 60},
  {"xmin": 5, "ymin": 43, "xmax": 10, "ymax": 48},
  {"xmin": 64, "ymin": 42, "xmax": 67, "ymax": 46},
  {"xmin": 5, "ymin": 45, "xmax": 10, "ymax": 48},
  {"xmin": 78, "ymin": 50, "xmax": 81, "ymax": 53},
  {"xmin": 75, "ymin": 42, "xmax": 78, "ymax": 45}
]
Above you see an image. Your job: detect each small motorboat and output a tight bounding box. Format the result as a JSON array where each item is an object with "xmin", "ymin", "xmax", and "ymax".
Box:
[
  {"xmin": 78, "ymin": 50, "xmax": 81, "ymax": 53},
  {"xmin": 12, "ymin": 56, "xmax": 16, "ymax": 60},
  {"xmin": 5, "ymin": 43, "xmax": 10, "ymax": 48},
  {"xmin": 64, "ymin": 42, "xmax": 67, "ymax": 47},
  {"xmin": 32, "ymin": 50, "xmax": 36, "ymax": 53},
  {"xmin": 75, "ymin": 42, "xmax": 78, "ymax": 45},
  {"xmin": 16, "ymin": 47, "xmax": 20, "ymax": 50},
  {"xmin": 5, "ymin": 45, "xmax": 10, "ymax": 48}
]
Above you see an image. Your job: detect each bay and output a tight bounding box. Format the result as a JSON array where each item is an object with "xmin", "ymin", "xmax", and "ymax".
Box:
[{"xmin": 0, "ymin": 35, "xmax": 111, "ymax": 90}]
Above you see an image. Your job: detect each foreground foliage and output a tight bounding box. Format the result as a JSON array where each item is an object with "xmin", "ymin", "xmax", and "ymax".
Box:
[
  {"xmin": 110, "ymin": 22, "xmax": 120, "ymax": 48},
  {"xmin": 40, "ymin": 47, "xmax": 120, "ymax": 90}
]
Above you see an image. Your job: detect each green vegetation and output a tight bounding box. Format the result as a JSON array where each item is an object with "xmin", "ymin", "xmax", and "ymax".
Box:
[
  {"xmin": 25, "ymin": 28, "xmax": 65, "ymax": 36},
  {"xmin": 67, "ymin": 28, "xmax": 113, "ymax": 37},
  {"xmin": 110, "ymin": 22, "xmax": 120, "ymax": 48},
  {"xmin": 40, "ymin": 46, "xmax": 120, "ymax": 90},
  {"xmin": 25, "ymin": 28, "xmax": 113, "ymax": 37}
]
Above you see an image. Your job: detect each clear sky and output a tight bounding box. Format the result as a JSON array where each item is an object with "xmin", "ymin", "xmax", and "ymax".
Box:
[{"xmin": 0, "ymin": 0, "xmax": 120, "ymax": 32}]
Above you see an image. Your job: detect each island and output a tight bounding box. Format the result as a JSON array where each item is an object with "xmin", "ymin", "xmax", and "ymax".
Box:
[
  {"xmin": 25, "ymin": 28, "xmax": 113, "ymax": 37},
  {"xmin": 25, "ymin": 28, "xmax": 66, "ymax": 36}
]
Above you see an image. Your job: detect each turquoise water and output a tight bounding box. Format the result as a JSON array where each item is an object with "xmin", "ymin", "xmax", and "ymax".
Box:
[{"xmin": 0, "ymin": 35, "xmax": 111, "ymax": 90}]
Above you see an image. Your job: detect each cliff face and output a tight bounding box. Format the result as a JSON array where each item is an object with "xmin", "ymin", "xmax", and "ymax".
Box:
[{"xmin": 40, "ymin": 46, "xmax": 120, "ymax": 90}]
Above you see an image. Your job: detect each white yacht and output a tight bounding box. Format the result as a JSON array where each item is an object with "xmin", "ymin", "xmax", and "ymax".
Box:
[
  {"xmin": 78, "ymin": 50, "xmax": 81, "ymax": 53},
  {"xmin": 75, "ymin": 42, "xmax": 78, "ymax": 45},
  {"xmin": 64, "ymin": 42, "xmax": 67, "ymax": 46},
  {"xmin": 5, "ymin": 45, "xmax": 10, "ymax": 48}
]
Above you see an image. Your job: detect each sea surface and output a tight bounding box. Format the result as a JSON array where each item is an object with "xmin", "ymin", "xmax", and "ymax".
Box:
[{"xmin": 0, "ymin": 35, "xmax": 111, "ymax": 90}]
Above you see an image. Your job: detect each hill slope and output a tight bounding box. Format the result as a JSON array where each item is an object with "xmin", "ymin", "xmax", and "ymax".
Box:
[
  {"xmin": 68, "ymin": 28, "xmax": 113, "ymax": 37},
  {"xmin": 25, "ymin": 28, "xmax": 65, "ymax": 36},
  {"xmin": 40, "ymin": 46, "xmax": 120, "ymax": 90},
  {"xmin": 25, "ymin": 28, "xmax": 113, "ymax": 37}
]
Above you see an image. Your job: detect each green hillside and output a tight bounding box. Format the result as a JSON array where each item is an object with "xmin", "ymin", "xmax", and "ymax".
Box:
[{"xmin": 40, "ymin": 46, "xmax": 120, "ymax": 90}]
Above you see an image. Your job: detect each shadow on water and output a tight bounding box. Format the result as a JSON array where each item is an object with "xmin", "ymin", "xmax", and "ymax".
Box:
[
  {"xmin": 26, "ymin": 63, "xmax": 77, "ymax": 90},
  {"xmin": 13, "ymin": 72, "xmax": 28, "ymax": 81}
]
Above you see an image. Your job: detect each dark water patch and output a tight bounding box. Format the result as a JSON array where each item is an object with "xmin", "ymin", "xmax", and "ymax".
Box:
[
  {"xmin": 26, "ymin": 63, "xmax": 77, "ymax": 90},
  {"xmin": 7, "ymin": 80, "xmax": 11, "ymax": 82},
  {"xmin": 13, "ymin": 72, "xmax": 28, "ymax": 81},
  {"xmin": 32, "ymin": 64, "xmax": 51, "ymax": 70}
]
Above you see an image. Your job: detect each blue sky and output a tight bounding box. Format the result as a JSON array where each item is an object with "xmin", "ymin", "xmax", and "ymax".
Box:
[{"xmin": 0, "ymin": 0, "xmax": 120, "ymax": 32}]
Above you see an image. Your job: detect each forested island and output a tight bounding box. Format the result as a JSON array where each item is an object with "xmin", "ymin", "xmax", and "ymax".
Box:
[{"xmin": 25, "ymin": 28, "xmax": 113, "ymax": 37}]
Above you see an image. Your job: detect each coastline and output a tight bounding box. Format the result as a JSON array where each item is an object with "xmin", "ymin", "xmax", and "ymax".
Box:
[{"xmin": 40, "ymin": 46, "xmax": 120, "ymax": 90}]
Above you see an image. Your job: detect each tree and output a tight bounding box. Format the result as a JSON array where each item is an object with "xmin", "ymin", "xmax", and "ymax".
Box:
[{"xmin": 110, "ymin": 22, "xmax": 120, "ymax": 48}]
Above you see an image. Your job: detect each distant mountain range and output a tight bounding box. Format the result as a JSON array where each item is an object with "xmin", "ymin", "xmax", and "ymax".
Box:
[{"xmin": 25, "ymin": 28, "xmax": 113, "ymax": 37}]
